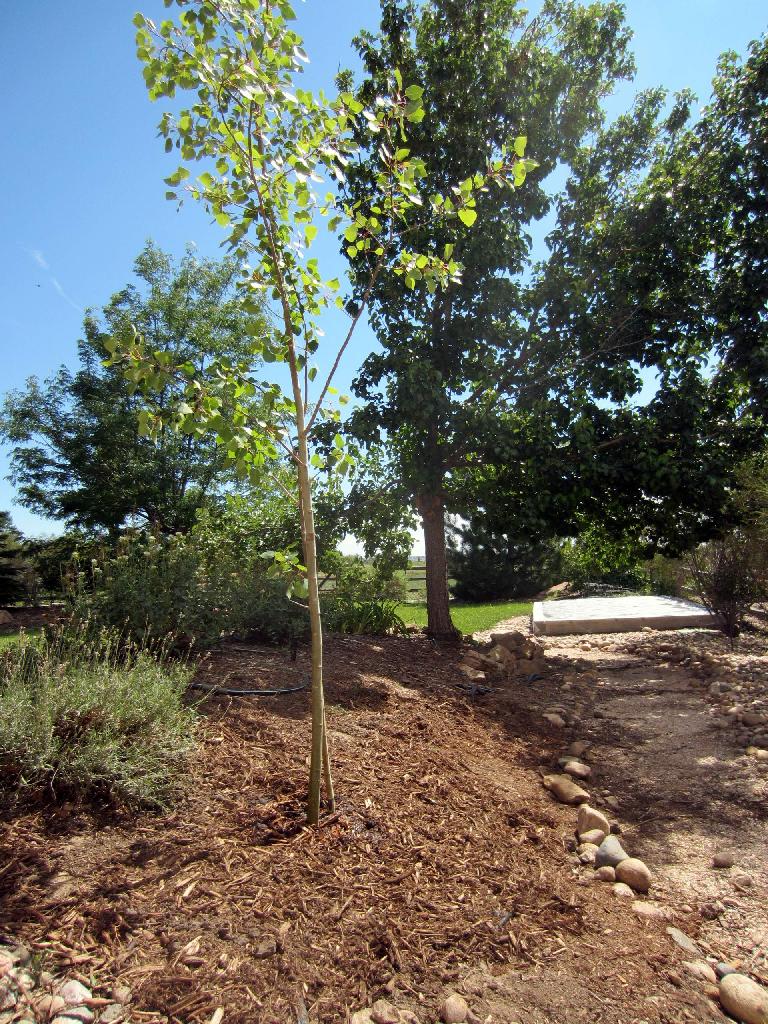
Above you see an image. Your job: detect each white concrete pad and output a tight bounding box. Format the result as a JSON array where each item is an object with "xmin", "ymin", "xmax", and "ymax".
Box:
[{"xmin": 532, "ymin": 595, "xmax": 716, "ymax": 636}]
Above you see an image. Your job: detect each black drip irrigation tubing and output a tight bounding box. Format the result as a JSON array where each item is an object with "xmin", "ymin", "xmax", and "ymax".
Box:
[{"xmin": 190, "ymin": 679, "xmax": 310, "ymax": 697}]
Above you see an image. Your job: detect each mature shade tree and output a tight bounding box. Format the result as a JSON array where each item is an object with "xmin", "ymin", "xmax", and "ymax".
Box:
[
  {"xmin": 343, "ymin": 2, "xmax": 764, "ymax": 637},
  {"xmin": 1, "ymin": 242, "xmax": 268, "ymax": 535}
]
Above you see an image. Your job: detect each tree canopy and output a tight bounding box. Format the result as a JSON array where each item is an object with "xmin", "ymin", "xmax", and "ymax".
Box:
[
  {"xmin": 343, "ymin": 1, "xmax": 765, "ymax": 635},
  {"xmin": 1, "ymin": 242, "xmax": 268, "ymax": 535}
]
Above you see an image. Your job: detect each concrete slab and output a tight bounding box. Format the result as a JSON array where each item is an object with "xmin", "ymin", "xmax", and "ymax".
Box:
[{"xmin": 532, "ymin": 595, "xmax": 717, "ymax": 636}]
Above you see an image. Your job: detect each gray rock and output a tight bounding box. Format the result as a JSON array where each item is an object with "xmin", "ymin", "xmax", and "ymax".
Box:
[
  {"xmin": 732, "ymin": 871, "xmax": 754, "ymax": 891},
  {"xmin": 60, "ymin": 1006, "xmax": 94, "ymax": 1024},
  {"xmin": 111, "ymin": 986, "xmax": 132, "ymax": 1005},
  {"xmin": 595, "ymin": 835, "xmax": 629, "ymax": 869},
  {"xmin": 719, "ymin": 973, "xmax": 768, "ymax": 1024},
  {"xmin": 665, "ymin": 927, "xmax": 701, "ymax": 957},
  {"xmin": 715, "ymin": 962, "xmax": 739, "ymax": 979},
  {"xmin": 594, "ymin": 865, "xmax": 615, "ymax": 882}
]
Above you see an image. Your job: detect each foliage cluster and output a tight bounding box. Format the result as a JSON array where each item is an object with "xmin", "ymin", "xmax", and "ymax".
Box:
[
  {"xmin": 447, "ymin": 522, "xmax": 562, "ymax": 602},
  {"xmin": 687, "ymin": 533, "xmax": 768, "ymax": 641},
  {"xmin": 0, "ymin": 626, "xmax": 196, "ymax": 810},
  {"xmin": 559, "ymin": 523, "xmax": 648, "ymax": 594}
]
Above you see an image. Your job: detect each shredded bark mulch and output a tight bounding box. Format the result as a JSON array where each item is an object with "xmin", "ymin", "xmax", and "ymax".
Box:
[{"xmin": 0, "ymin": 634, "xmax": 721, "ymax": 1023}]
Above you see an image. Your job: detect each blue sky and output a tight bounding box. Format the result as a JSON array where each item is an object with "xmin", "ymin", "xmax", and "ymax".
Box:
[{"xmin": 1, "ymin": 0, "xmax": 766, "ymax": 538}]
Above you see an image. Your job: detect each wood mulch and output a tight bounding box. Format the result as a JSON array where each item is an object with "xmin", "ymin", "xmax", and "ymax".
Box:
[{"xmin": 0, "ymin": 634, "xmax": 720, "ymax": 1023}]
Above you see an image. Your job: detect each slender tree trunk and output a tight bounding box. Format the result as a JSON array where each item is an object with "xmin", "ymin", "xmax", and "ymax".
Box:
[{"xmin": 417, "ymin": 492, "xmax": 459, "ymax": 640}]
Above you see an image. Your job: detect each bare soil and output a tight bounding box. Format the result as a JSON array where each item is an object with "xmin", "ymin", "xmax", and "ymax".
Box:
[{"xmin": 1, "ymin": 620, "xmax": 767, "ymax": 1023}]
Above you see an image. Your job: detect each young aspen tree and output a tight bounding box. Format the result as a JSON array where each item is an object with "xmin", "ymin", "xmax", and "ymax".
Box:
[{"xmin": 114, "ymin": 0, "xmax": 533, "ymax": 824}]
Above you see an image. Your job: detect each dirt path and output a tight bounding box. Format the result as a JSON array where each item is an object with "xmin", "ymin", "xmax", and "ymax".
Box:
[{"xmin": 485, "ymin": 617, "xmax": 768, "ymax": 981}]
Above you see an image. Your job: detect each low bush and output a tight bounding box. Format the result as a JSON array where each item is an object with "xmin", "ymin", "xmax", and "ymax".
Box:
[
  {"xmin": 560, "ymin": 523, "xmax": 647, "ymax": 593},
  {"xmin": 0, "ymin": 626, "xmax": 196, "ymax": 810},
  {"xmin": 687, "ymin": 532, "xmax": 768, "ymax": 641},
  {"xmin": 321, "ymin": 554, "xmax": 407, "ymax": 635}
]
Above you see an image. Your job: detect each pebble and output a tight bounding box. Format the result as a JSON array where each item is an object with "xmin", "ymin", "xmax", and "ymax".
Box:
[
  {"xmin": 442, "ymin": 993, "xmax": 469, "ymax": 1023},
  {"xmin": 542, "ymin": 774, "xmax": 590, "ymax": 805},
  {"xmin": 57, "ymin": 981, "xmax": 92, "ymax": 1006},
  {"xmin": 563, "ymin": 760, "xmax": 591, "ymax": 780},
  {"xmin": 612, "ymin": 882, "xmax": 635, "ymax": 899},
  {"xmin": 604, "ymin": 795, "xmax": 621, "ymax": 811},
  {"xmin": 615, "ymin": 858, "xmax": 652, "ymax": 893},
  {"xmin": 595, "ymin": 835, "xmax": 629, "ymax": 869},
  {"xmin": 99, "ymin": 1007, "xmax": 126, "ymax": 1024},
  {"xmin": 568, "ymin": 740, "xmax": 592, "ymax": 757},
  {"xmin": 543, "ymin": 713, "xmax": 567, "ymax": 728},
  {"xmin": 715, "ymin": 962, "xmax": 740, "ymax": 979},
  {"xmin": 579, "ymin": 828, "xmax": 607, "ymax": 846},
  {"xmin": 631, "ymin": 901, "xmax": 668, "ymax": 921},
  {"xmin": 594, "ymin": 866, "xmax": 615, "ymax": 882},
  {"xmin": 712, "ymin": 852, "xmax": 735, "ymax": 869},
  {"xmin": 732, "ymin": 871, "xmax": 754, "ymax": 891},
  {"xmin": 577, "ymin": 843, "xmax": 599, "ymax": 865},
  {"xmin": 682, "ymin": 961, "xmax": 717, "ymax": 985},
  {"xmin": 665, "ymin": 927, "xmax": 701, "ymax": 957},
  {"xmin": 577, "ymin": 805, "xmax": 610, "ymax": 835},
  {"xmin": 371, "ymin": 999, "xmax": 401, "ymax": 1024},
  {"xmin": 111, "ymin": 986, "xmax": 132, "ymax": 1005},
  {"xmin": 700, "ymin": 900, "xmax": 725, "ymax": 920},
  {"xmin": 719, "ymin": 973, "xmax": 768, "ymax": 1024},
  {"xmin": 60, "ymin": 1006, "xmax": 94, "ymax": 1024}
]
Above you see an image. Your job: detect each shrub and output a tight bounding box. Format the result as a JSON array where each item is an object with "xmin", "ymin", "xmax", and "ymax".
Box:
[
  {"xmin": 646, "ymin": 554, "xmax": 687, "ymax": 597},
  {"xmin": 0, "ymin": 626, "xmax": 196, "ymax": 810},
  {"xmin": 560, "ymin": 523, "xmax": 647, "ymax": 593},
  {"xmin": 687, "ymin": 532, "xmax": 768, "ymax": 641},
  {"xmin": 448, "ymin": 524, "xmax": 562, "ymax": 602},
  {"xmin": 320, "ymin": 554, "xmax": 407, "ymax": 635}
]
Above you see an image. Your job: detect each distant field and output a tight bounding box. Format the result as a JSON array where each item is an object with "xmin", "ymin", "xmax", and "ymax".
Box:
[{"xmin": 397, "ymin": 600, "xmax": 532, "ymax": 634}]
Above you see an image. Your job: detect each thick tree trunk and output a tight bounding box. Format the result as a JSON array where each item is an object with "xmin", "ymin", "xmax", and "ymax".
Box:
[{"xmin": 417, "ymin": 492, "xmax": 459, "ymax": 640}]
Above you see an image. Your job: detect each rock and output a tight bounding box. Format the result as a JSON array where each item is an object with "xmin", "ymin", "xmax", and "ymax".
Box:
[
  {"xmin": 490, "ymin": 630, "xmax": 526, "ymax": 652},
  {"xmin": 563, "ymin": 760, "xmax": 591, "ymax": 780},
  {"xmin": 57, "ymin": 981, "xmax": 92, "ymax": 1007},
  {"xmin": 577, "ymin": 805, "xmax": 610, "ymax": 835},
  {"xmin": 719, "ymin": 973, "xmax": 768, "ymax": 1024},
  {"xmin": 594, "ymin": 865, "xmax": 615, "ymax": 882},
  {"xmin": 701, "ymin": 900, "xmax": 725, "ymax": 920},
  {"xmin": 442, "ymin": 993, "xmax": 469, "ymax": 1024},
  {"xmin": 351, "ymin": 1011, "xmax": 375, "ymax": 1024},
  {"xmin": 604, "ymin": 795, "xmax": 621, "ymax": 811},
  {"xmin": 371, "ymin": 999, "xmax": 401, "ymax": 1024},
  {"xmin": 543, "ymin": 713, "xmax": 566, "ymax": 728},
  {"xmin": 542, "ymin": 774, "xmax": 589, "ymax": 805},
  {"xmin": 631, "ymin": 901, "xmax": 668, "ymax": 921},
  {"xmin": 612, "ymin": 882, "xmax": 635, "ymax": 899},
  {"xmin": 615, "ymin": 858, "xmax": 652, "ymax": 893},
  {"xmin": 713, "ymin": 851, "xmax": 735, "ymax": 869},
  {"xmin": 60, "ymin": 1007, "xmax": 95, "ymax": 1024},
  {"xmin": 579, "ymin": 828, "xmax": 607, "ymax": 847},
  {"xmin": 595, "ymin": 835, "xmax": 629, "ymax": 869},
  {"xmin": 665, "ymin": 927, "xmax": 701, "ymax": 957},
  {"xmin": 577, "ymin": 843, "xmax": 599, "ymax": 865},
  {"xmin": 682, "ymin": 961, "xmax": 718, "ymax": 985},
  {"xmin": 98, "ymin": 1007, "xmax": 126, "ymax": 1024},
  {"xmin": 35, "ymin": 995, "xmax": 67, "ymax": 1019},
  {"xmin": 716, "ymin": 962, "xmax": 740, "ymax": 979},
  {"xmin": 568, "ymin": 740, "xmax": 592, "ymax": 757},
  {"xmin": 732, "ymin": 871, "xmax": 754, "ymax": 891},
  {"xmin": 255, "ymin": 935, "xmax": 277, "ymax": 958},
  {"xmin": 0, "ymin": 610, "xmax": 14, "ymax": 626},
  {"xmin": 111, "ymin": 986, "xmax": 132, "ymax": 1005}
]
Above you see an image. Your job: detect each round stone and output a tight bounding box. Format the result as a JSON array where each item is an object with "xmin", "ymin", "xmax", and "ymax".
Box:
[
  {"xmin": 719, "ymin": 974, "xmax": 768, "ymax": 1024},
  {"xmin": 577, "ymin": 805, "xmax": 610, "ymax": 835},
  {"xmin": 615, "ymin": 857, "xmax": 652, "ymax": 893},
  {"xmin": 442, "ymin": 993, "xmax": 469, "ymax": 1024},
  {"xmin": 612, "ymin": 882, "xmax": 635, "ymax": 899}
]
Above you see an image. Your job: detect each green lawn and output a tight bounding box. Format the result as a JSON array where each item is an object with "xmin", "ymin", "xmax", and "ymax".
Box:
[
  {"xmin": 0, "ymin": 628, "xmax": 42, "ymax": 651},
  {"xmin": 398, "ymin": 600, "xmax": 532, "ymax": 634}
]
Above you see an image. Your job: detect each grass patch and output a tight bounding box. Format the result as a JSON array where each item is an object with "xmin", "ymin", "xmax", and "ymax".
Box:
[
  {"xmin": 398, "ymin": 600, "xmax": 532, "ymax": 634},
  {"xmin": 0, "ymin": 627, "xmax": 197, "ymax": 811},
  {"xmin": 0, "ymin": 628, "xmax": 41, "ymax": 652}
]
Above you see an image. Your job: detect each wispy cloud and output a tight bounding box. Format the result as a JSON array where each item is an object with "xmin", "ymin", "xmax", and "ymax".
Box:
[
  {"xmin": 30, "ymin": 248, "xmax": 49, "ymax": 271},
  {"xmin": 51, "ymin": 276, "xmax": 83, "ymax": 312},
  {"xmin": 26, "ymin": 248, "xmax": 82, "ymax": 312}
]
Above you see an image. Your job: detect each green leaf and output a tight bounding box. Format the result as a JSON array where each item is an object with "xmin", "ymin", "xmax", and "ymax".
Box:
[
  {"xmin": 514, "ymin": 136, "xmax": 527, "ymax": 157},
  {"xmin": 405, "ymin": 84, "xmax": 424, "ymax": 100},
  {"xmin": 305, "ymin": 224, "xmax": 318, "ymax": 243},
  {"xmin": 458, "ymin": 208, "xmax": 477, "ymax": 227}
]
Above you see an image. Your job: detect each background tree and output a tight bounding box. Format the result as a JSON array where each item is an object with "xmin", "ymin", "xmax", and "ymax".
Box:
[
  {"xmin": 2, "ymin": 242, "xmax": 268, "ymax": 535},
  {"xmin": 343, "ymin": 2, "xmax": 764, "ymax": 637},
  {"xmin": 0, "ymin": 513, "xmax": 26, "ymax": 606}
]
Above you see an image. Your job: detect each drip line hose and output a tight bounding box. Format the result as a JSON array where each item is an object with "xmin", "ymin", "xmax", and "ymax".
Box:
[{"xmin": 190, "ymin": 679, "xmax": 310, "ymax": 697}]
